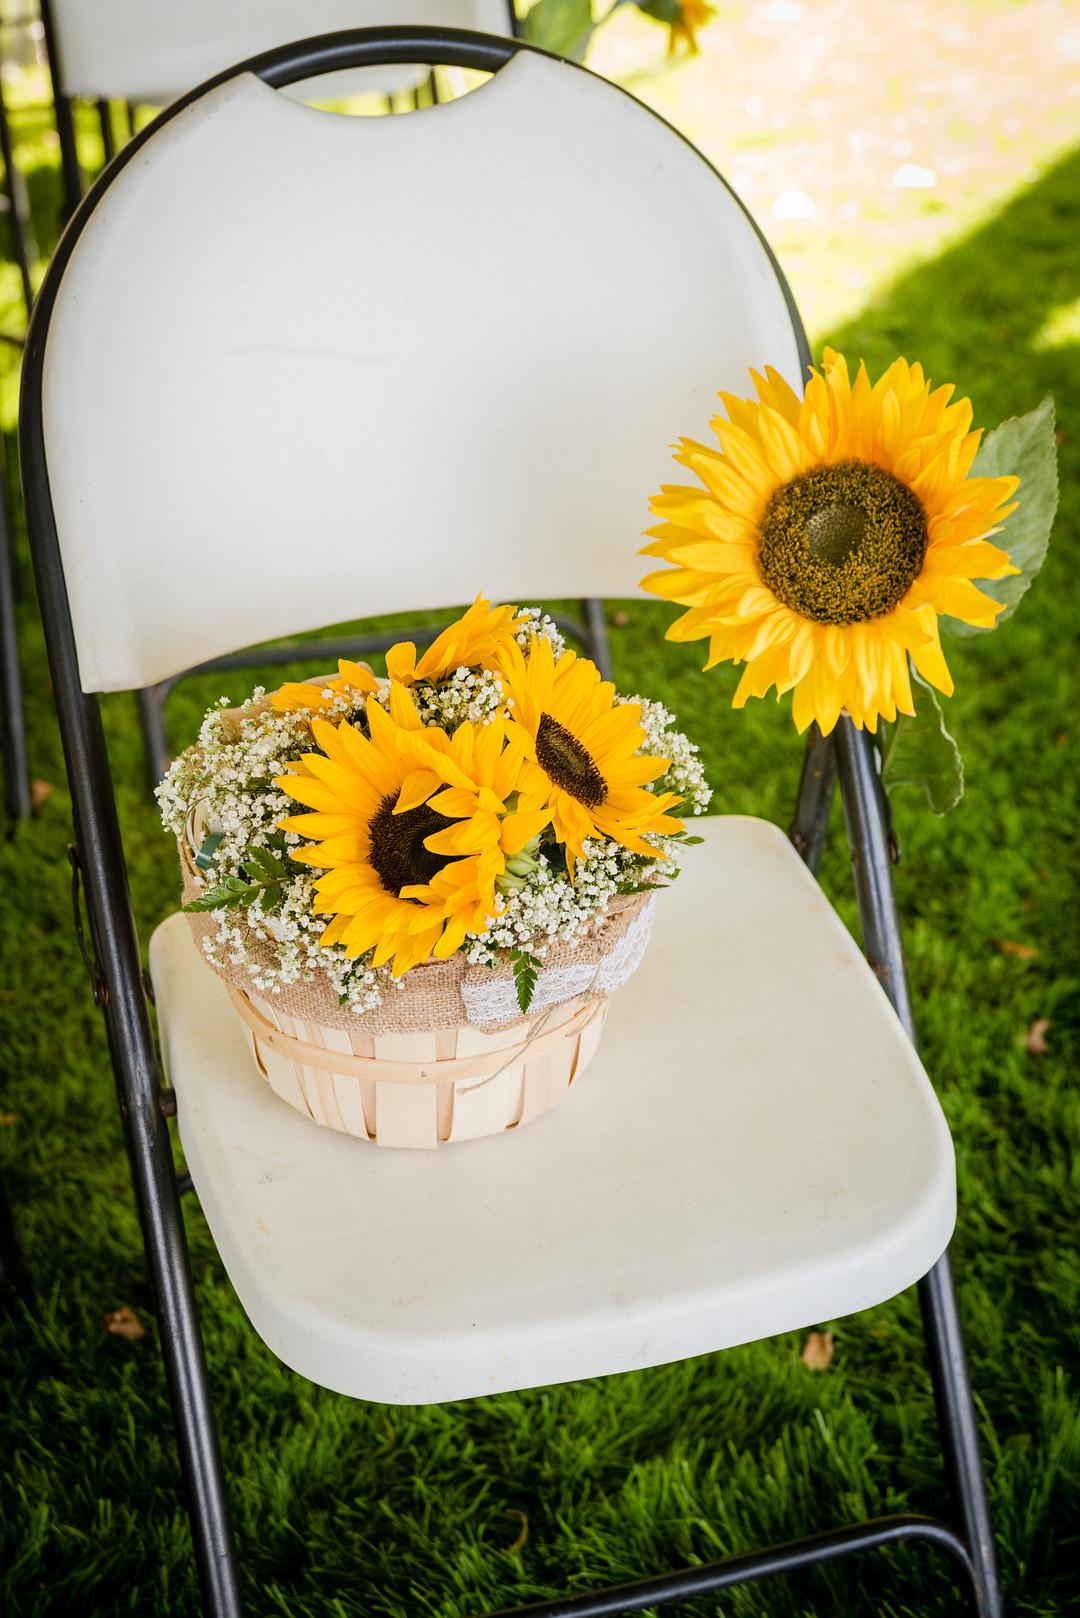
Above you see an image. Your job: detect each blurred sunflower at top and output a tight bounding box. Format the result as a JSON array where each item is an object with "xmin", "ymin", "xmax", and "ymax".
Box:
[
  {"xmin": 523, "ymin": 0, "xmax": 715, "ymax": 65},
  {"xmin": 642, "ymin": 350, "xmax": 1023, "ymax": 735}
]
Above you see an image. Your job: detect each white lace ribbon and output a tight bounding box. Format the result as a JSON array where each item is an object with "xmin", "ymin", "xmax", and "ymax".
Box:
[{"xmin": 461, "ymin": 895, "xmax": 656, "ymax": 1030}]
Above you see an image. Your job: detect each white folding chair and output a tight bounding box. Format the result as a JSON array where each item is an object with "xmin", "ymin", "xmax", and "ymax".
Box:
[
  {"xmin": 37, "ymin": 1, "xmax": 622, "ymax": 796},
  {"xmin": 20, "ymin": 27, "xmax": 1002, "ymax": 1617}
]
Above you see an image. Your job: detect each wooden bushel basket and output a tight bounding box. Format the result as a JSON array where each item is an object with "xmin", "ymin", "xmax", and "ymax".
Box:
[
  {"xmin": 229, "ymin": 985, "xmax": 609, "ymax": 1150},
  {"xmin": 180, "ymin": 817, "xmax": 652, "ymax": 1150}
]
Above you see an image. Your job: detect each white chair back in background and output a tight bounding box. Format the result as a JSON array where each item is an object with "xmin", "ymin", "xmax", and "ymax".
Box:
[
  {"xmin": 40, "ymin": 0, "xmax": 518, "ymax": 216},
  {"xmin": 41, "ymin": 0, "xmax": 516, "ymax": 104}
]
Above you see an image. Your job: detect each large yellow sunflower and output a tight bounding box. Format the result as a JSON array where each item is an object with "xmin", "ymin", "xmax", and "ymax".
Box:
[
  {"xmin": 641, "ymin": 349, "xmax": 1020, "ymax": 734},
  {"xmin": 385, "ymin": 594, "xmax": 520, "ymax": 686},
  {"xmin": 274, "ymin": 698, "xmax": 460, "ymax": 976},
  {"xmin": 267, "ymin": 658, "xmax": 378, "ymax": 715},
  {"xmin": 499, "ymin": 636, "xmax": 683, "ymax": 869},
  {"xmin": 395, "ymin": 691, "xmax": 553, "ymax": 955},
  {"xmin": 276, "ymin": 692, "xmax": 543, "ymax": 973}
]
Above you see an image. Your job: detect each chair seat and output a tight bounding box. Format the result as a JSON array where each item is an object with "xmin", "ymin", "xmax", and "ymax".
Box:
[{"xmin": 149, "ymin": 815, "xmax": 954, "ymax": 1405}]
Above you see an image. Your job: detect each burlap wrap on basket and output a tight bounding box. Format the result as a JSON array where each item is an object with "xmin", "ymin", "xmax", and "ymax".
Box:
[{"xmin": 180, "ymin": 840, "xmax": 656, "ymax": 1035}]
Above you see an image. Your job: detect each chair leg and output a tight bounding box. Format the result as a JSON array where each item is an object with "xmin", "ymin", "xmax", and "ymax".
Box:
[
  {"xmin": 96, "ymin": 99, "xmax": 115, "ymax": 165},
  {"xmin": 0, "ymin": 496, "xmax": 31, "ymax": 822},
  {"xmin": 50, "ymin": 670, "xmax": 244, "ymax": 1606},
  {"xmin": 788, "ymin": 722, "xmax": 835, "ymax": 873},
  {"xmin": 919, "ymin": 1256, "xmax": 1003, "ymax": 1618},
  {"xmin": 0, "ymin": 84, "xmax": 35, "ymax": 318},
  {"xmin": 97, "ymin": 977, "xmax": 244, "ymax": 1613},
  {"xmin": 832, "ymin": 716, "xmax": 1002, "ymax": 1618},
  {"xmin": 53, "ymin": 91, "xmax": 83, "ymax": 221},
  {"xmin": 832, "ymin": 716, "xmax": 913, "ymax": 1023},
  {"xmin": 582, "ymin": 598, "xmax": 613, "ymax": 680},
  {"xmin": 137, "ymin": 684, "xmax": 171, "ymax": 791},
  {"xmin": 123, "ymin": 1107, "xmax": 245, "ymax": 1615}
]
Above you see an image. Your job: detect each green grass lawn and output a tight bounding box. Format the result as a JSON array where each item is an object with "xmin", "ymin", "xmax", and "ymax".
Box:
[{"xmin": 1, "ymin": 73, "xmax": 1079, "ymax": 1618}]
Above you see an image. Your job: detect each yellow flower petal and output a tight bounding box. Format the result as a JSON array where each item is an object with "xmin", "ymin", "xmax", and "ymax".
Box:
[{"xmin": 643, "ymin": 350, "xmax": 1022, "ymax": 732}]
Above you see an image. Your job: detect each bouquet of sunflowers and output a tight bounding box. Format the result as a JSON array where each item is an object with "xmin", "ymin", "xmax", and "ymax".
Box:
[{"xmin": 158, "ymin": 600, "xmax": 709, "ymax": 1147}]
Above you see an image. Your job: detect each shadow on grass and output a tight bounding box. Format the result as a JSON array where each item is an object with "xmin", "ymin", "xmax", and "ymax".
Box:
[{"xmin": 825, "ymin": 143, "xmax": 1080, "ymax": 416}]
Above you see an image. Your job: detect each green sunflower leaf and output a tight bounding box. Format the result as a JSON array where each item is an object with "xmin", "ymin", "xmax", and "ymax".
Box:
[
  {"xmin": 243, "ymin": 844, "xmax": 288, "ymax": 881},
  {"xmin": 942, "ymin": 396, "xmax": 1058, "ymax": 638},
  {"xmin": 524, "ymin": 0, "xmax": 596, "ymax": 61},
  {"xmin": 881, "ymin": 673, "xmax": 964, "ymax": 815},
  {"xmin": 636, "ymin": 0, "xmax": 682, "ymax": 22},
  {"xmin": 509, "ymin": 948, "xmax": 542, "ymax": 1016},
  {"xmin": 182, "ymin": 883, "xmax": 246, "ymax": 913}
]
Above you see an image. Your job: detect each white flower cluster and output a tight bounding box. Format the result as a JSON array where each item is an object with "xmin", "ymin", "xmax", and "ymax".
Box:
[
  {"xmin": 408, "ymin": 666, "xmax": 507, "ymax": 730},
  {"xmin": 465, "ymin": 841, "xmax": 623, "ymax": 964},
  {"xmin": 156, "ymin": 693, "xmax": 390, "ymax": 1013},
  {"xmin": 513, "ymin": 607, "xmax": 566, "ymax": 658},
  {"xmin": 195, "ymin": 888, "xmax": 386, "ymax": 1015},
  {"xmin": 623, "ymin": 694, "xmax": 712, "ymax": 814},
  {"xmin": 465, "ymin": 834, "xmax": 680, "ymax": 965}
]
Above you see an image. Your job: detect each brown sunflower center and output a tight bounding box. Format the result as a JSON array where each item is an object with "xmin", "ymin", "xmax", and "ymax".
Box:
[
  {"xmin": 368, "ymin": 795, "xmax": 451, "ymax": 898},
  {"xmin": 536, "ymin": 712, "xmax": 607, "ymax": 808},
  {"xmin": 757, "ymin": 460, "xmax": 928, "ymax": 624}
]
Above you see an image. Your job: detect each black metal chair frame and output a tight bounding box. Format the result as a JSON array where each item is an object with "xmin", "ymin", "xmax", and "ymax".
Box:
[
  {"xmin": 19, "ymin": 28, "xmax": 1003, "ymax": 1618},
  {"xmin": 0, "ymin": 428, "xmax": 30, "ymax": 822},
  {"xmin": 0, "ymin": 24, "xmax": 35, "ymax": 321},
  {"xmin": 0, "ymin": 22, "xmax": 33, "ymax": 823}
]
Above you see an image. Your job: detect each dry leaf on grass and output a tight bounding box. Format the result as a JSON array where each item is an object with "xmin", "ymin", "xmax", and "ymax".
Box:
[
  {"xmin": 997, "ymin": 940, "xmax": 1039, "ymax": 961},
  {"xmin": 103, "ymin": 1307, "xmax": 147, "ymax": 1341},
  {"xmin": 0, "ymin": 1111, "xmax": 16, "ymax": 1127},
  {"xmin": 29, "ymin": 780, "xmax": 54, "ymax": 808},
  {"xmin": 801, "ymin": 1330, "xmax": 834, "ymax": 1370},
  {"xmin": 505, "ymin": 1509, "xmax": 529, "ymax": 1554},
  {"xmin": 1024, "ymin": 1018, "xmax": 1051, "ymax": 1055}
]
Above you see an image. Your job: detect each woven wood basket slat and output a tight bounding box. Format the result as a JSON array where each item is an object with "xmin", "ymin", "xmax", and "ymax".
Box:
[{"xmin": 241, "ymin": 985, "xmax": 608, "ymax": 1149}]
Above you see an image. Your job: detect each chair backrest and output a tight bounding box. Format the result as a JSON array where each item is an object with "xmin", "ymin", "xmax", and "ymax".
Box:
[
  {"xmin": 27, "ymin": 32, "xmax": 806, "ymax": 694},
  {"xmin": 41, "ymin": 0, "xmax": 516, "ymax": 102}
]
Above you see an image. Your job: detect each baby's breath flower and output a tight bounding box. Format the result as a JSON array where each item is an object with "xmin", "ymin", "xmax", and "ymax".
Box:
[
  {"xmin": 158, "ymin": 606, "xmax": 710, "ymax": 996},
  {"xmin": 619, "ymin": 694, "xmax": 712, "ymax": 814},
  {"xmin": 408, "ymin": 666, "xmax": 507, "ymax": 730},
  {"xmin": 157, "ymin": 697, "xmax": 388, "ymax": 1010},
  {"xmin": 513, "ymin": 607, "xmax": 566, "ymax": 659}
]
